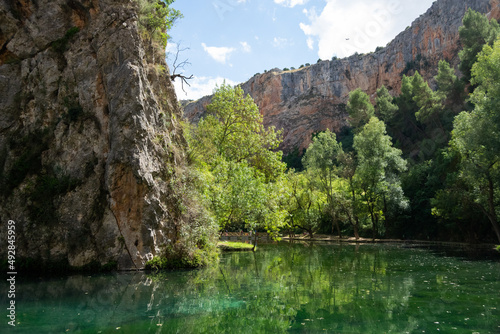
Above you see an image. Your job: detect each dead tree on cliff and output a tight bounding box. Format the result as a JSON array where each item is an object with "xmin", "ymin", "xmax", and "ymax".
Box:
[{"xmin": 168, "ymin": 42, "xmax": 193, "ymax": 93}]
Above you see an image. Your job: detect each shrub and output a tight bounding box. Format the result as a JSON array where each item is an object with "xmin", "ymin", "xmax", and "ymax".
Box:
[{"xmin": 136, "ymin": 0, "xmax": 182, "ymax": 47}]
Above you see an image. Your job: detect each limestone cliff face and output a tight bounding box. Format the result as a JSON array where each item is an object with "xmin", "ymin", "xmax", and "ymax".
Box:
[
  {"xmin": 184, "ymin": 0, "xmax": 499, "ymax": 153},
  {"xmin": 0, "ymin": 0, "xmax": 205, "ymax": 270}
]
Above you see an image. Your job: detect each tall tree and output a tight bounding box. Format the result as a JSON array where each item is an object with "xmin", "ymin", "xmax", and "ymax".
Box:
[
  {"xmin": 302, "ymin": 130, "xmax": 345, "ymax": 237},
  {"xmin": 450, "ymin": 39, "xmax": 500, "ymax": 243},
  {"xmin": 190, "ymin": 84, "xmax": 288, "ymax": 238},
  {"xmin": 347, "ymin": 89, "xmax": 375, "ymax": 130},
  {"xmin": 192, "ymin": 83, "xmax": 284, "ymax": 180},
  {"xmin": 353, "ymin": 117, "xmax": 408, "ymax": 239},
  {"xmin": 434, "ymin": 60, "xmax": 465, "ymax": 119},
  {"xmin": 459, "ymin": 8, "xmax": 500, "ymax": 82},
  {"xmin": 411, "ymin": 71, "xmax": 443, "ymax": 126},
  {"xmin": 375, "ymin": 86, "xmax": 398, "ymax": 122},
  {"xmin": 435, "ymin": 60, "xmax": 458, "ymax": 97},
  {"xmin": 287, "ymin": 172, "xmax": 325, "ymax": 239}
]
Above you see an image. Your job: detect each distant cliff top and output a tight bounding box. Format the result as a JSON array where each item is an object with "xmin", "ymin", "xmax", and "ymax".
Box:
[{"xmin": 184, "ymin": 0, "xmax": 499, "ymax": 153}]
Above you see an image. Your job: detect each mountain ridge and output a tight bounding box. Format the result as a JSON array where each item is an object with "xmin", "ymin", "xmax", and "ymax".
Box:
[{"xmin": 183, "ymin": 0, "xmax": 500, "ymax": 153}]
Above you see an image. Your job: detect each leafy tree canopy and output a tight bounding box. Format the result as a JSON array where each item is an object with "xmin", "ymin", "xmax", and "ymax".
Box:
[
  {"xmin": 347, "ymin": 89, "xmax": 375, "ymax": 130},
  {"xmin": 459, "ymin": 8, "xmax": 500, "ymax": 81}
]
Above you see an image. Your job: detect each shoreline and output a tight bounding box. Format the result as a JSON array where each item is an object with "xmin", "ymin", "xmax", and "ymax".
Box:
[{"xmin": 281, "ymin": 235, "xmax": 498, "ymax": 250}]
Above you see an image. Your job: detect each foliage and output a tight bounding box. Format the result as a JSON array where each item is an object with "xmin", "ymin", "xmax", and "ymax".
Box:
[
  {"xmin": 282, "ymin": 147, "xmax": 304, "ymax": 171},
  {"xmin": 218, "ymin": 241, "xmax": 254, "ymax": 251},
  {"xmin": 459, "ymin": 9, "xmax": 500, "ymax": 81},
  {"xmin": 188, "ymin": 84, "xmax": 288, "ymax": 238},
  {"xmin": 444, "ymin": 39, "xmax": 500, "ymax": 243},
  {"xmin": 347, "ymin": 88, "xmax": 374, "ymax": 129},
  {"xmin": 286, "ymin": 171, "xmax": 325, "ymax": 238},
  {"xmin": 435, "ymin": 60, "xmax": 458, "ymax": 97},
  {"xmin": 302, "ymin": 130, "xmax": 345, "ymax": 236},
  {"xmin": 410, "ymin": 71, "xmax": 444, "ymax": 125},
  {"xmin": 192, "ymin": 83, "xmax": 284, "ymax": 181},
  {"xmin": 179, "ymin": 11, "xmax": 500, "ymax": 244},
  {"xmin": 136, "ymin": 0, "xmax": 182, "ymax": 47},
  {"xmin": 353, "ymin": 117, "xmax": 408, "ymax": 238},
  {"xmin": 375, "ymin": 86, "xmax": 398, "ymax": 122}
]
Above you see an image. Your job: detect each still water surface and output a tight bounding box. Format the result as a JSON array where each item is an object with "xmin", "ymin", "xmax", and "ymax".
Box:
[{"xmin": 2, "ymin": 243, "xmax": 500, "ymax": 333}]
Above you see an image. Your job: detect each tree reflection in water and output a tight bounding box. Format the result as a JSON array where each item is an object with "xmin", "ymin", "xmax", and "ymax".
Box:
[{"xmin": 8, "ymin": 243, "xmax": 500, "ymax": 333}]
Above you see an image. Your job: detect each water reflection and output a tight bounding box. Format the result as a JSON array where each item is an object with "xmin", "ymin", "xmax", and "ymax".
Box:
[{"xmin": 4, "ymin": 243, "xmax": 500, "ymax": 333}]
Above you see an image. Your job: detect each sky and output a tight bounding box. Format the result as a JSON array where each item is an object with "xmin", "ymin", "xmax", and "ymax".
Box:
[{"xmin": 167, "ymin": 0, "xmax": 437, "ymax": 100}]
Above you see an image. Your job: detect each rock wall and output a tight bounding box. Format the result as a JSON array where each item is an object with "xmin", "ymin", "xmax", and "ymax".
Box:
[
  {"xmin": 0, "ymin": 0, "xmax": 204, "ymax": 270},
  {"xmin": 184, "ymin": 0, "xmax": 499, "ymax": 153}
]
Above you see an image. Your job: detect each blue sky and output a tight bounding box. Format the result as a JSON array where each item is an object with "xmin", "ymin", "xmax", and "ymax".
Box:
[{"xmin": 168, "ymin": 0, "xmax": 436, "ymax": 100}]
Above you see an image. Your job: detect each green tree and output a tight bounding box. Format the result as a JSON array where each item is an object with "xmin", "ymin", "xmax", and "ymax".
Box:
[
  {"xmin": 459, "ymin": 8, "xmax": 500, "ymax": 82},
  {"xmin": 287, "ymin": 172, "xmax": 325, "ymax": 238},
  {"xmin": 347, "ymin": 89, "xmax": 375, "ymax": 129},
  {"xmin": 375, "ymin": 86, "xmax": 398, "ymax": 122},
  {"xmin": 435, "ymin": 60, "xmax": 458, "ymax": 97},
  {"xmin": 190, "ymin": 84, "xmax": 288, "ymax": 239},
  {"xmin": 302, "ymin": 130, "xmax": 345, "ymax": 237},
  {"xmin": 434, "ymin": 60, "xmax": 465, "ymax": 120},
  {"xmin": 137, "ymin": 0, "xmax": 182, "ymax": 47},
  {"xmin": 411, "ymin": 71, "xmax": 443, "ymax": 126},
  {"xmin": 194, "ymin": 83, "xmax": 284, "ymax": 180},
  {"xmin": 448, "ymin": 39, "xmax": 500, "ymax": 243},
  {"xmin": 353, "ymin": 117, "xmax": 408, "ymax": 239}
]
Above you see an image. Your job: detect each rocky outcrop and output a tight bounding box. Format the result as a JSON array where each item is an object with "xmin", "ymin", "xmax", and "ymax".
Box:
[
  {"xmin": 0, "ymin": 0, "xmax": 212, "ymax": 270},
  {"xmin": 184, "ymin": 0, "xmax": 499, "ymax": 153}
]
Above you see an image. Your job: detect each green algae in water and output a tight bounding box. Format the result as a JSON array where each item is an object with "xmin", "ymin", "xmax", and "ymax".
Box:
[{"xmin": 1, "ymin": 244, "xmax": 500, "ymax": 333}]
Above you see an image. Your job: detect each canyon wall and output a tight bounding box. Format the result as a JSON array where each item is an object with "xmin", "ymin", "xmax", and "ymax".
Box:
[
  {"xmin": 0, "ymin": 0, "xmax": 211, "ymax": 271},
  {"xmin": 184, "ymin": 0, "xmax": 499, "ymax": 153}
]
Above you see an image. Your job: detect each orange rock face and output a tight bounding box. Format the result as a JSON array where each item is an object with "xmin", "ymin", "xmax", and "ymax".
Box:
[{"xmin": 184, "ymin": 0, "xmax": 499, "ymax": 153}]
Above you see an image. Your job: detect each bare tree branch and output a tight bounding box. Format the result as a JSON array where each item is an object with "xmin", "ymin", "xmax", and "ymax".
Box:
[{"xmin": 168, "ymin": 41, "xmax": 193, "ymax": 94}]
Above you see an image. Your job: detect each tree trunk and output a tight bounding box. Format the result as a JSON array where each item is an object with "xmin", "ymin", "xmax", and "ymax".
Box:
[
  {"xmin": 353, "ymin": 221, "xmax": 360, "ymax": 240},
  {"xmin": 486, "ymin": 175, "xmax": 500, "ymax": 243},
  {"xmin": 349, "ymin": 179, "xmax": 361, "ymax": 240},
  {"xmin": 332, "ymin": 209, "xmax": 342, "ymax": 239},
  {"xmin": 368, "ymin": 203, "xmax": 377, "ymax": 241}
]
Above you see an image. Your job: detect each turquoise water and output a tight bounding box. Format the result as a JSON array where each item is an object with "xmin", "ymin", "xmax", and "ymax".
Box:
[{"xmin": 2, "ymin": 243, "xmax": 500, "ymax": 333}]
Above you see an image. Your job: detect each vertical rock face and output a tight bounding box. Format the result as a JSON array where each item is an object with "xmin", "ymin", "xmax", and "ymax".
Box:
[
  {"xmin": 184, "ymin": 0, "xmax": 499, "ymax": 153},
  {"xmin": 0, "ymin": 0, "xmax": 197, "ymax": 270}
]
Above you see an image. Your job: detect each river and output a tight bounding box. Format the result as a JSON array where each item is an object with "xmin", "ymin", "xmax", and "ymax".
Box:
[{"xmin": 2, "ymin": 243, "xmax": 500, "ymax": 333}]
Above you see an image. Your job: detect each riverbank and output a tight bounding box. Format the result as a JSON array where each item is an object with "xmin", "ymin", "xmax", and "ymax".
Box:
[
  {"xmin": 282, "ymin": 234, "xmax": 498, "ymax": 251},
  {"xmin": 218, "ymin": 241, "xmax": 254, "ymax": 251}
]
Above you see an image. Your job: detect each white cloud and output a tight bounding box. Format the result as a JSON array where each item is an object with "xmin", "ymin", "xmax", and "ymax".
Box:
[
  {"xmin": 274, "ymin": 0, "xmax": 308, "ymax": 8},
  {"xmin": 240, "ymin": 41, "xmax": 252, "ymax": 53},
  {"xmin": 165, "ymin": 42, "xmax": 177, "ymax": 55},
  {"xmin": 173, "ymin": 76, "xmax": 238, "ymax": 101},
  {"xmin": 306, "ymin": 37, "xmax": 314, "ymax": 50},
  {"xmin": 273, "ymin": 37, "xmax": 292, "ymax": 48},
  {"xmin": 300, "ymin": 0, "xmax": 435, "ymax": 59},
  {"xmin": 201, "ymin": 43, "xmax": 235, "ymax": 64}
]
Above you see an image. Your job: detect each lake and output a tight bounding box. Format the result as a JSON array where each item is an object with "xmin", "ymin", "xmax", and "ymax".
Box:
[{"xmin": 2, "ymin": 243, "xmax": 500, "ymax": 333}]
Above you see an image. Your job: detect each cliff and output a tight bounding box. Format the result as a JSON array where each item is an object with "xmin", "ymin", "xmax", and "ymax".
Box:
[
  {"xmin": 0, "ymin": 0, "xmax": 215, "ymax": 271},
  {"xmin": 183, "ymin": 0, "xmax": 500, "ymax": 153}
]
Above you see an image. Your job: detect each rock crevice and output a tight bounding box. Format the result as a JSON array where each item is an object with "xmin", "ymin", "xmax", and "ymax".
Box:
[{"xmin": 0, "ymin": 0, "xmax": 193, "ymax": 270}]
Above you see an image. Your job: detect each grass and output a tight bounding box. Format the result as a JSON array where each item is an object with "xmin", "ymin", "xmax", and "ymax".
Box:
[{"xmin": 218, "ymin": 241, "xmax": 254, "ymax": 252}]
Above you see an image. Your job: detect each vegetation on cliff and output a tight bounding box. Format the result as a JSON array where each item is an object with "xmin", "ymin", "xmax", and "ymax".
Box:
[{"xmin": 185, "ymin": 9, "xmax": 500, "ymax": 245}]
